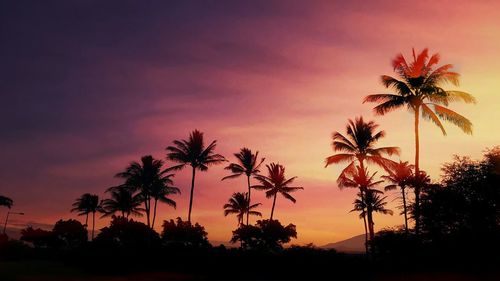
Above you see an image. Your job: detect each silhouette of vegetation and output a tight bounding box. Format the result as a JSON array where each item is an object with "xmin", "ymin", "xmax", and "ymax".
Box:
[
  {"xmin": 382, "ymin": 161, "xmax": 413, "ymax": 233},
  {"xmin": 0, "ymin": 195, "xmax": 13, "ymax": 209},
  {"xmin": 114, "ymin": 155, "xmax": 179, "ymax": 229},
  {"xmin": 100, "ymin": 188, "xmax": 144, "ymax": 218},
  {"xmin": 93, "ymin": 216, "xmax": 160, "ymax": 249},
  {"xmin": 70, "ymin": 193, "xmax": 101, "ymax": 240},
  {"xmin": 223, "ymin": 192, "xmax": 262, "ymax": 226},
  {"xmin": 364, "ymin": 48, "xmax": 476, "ymax": 234},
  {"xmin": 351, "ymin": 189, "xmax": 393, "ymax": 240},
  {"xmin": 166, "ymin": 130, "xmax": 226, "ymax": 223},
  {"xmin": 52, "ymin": 219, "xmax": 87, "ymax": 249},
  {"xmin": 231, "ymin": 219, "xmax": 297, "ymax": 251},
  {"xmin": 222, "ymin": 148, "xmax": 265, "ymax": 225},
  {"xmin": 20, "ymin": 227, "xmax": 55, "ymax": 248},
  {"xmin": 161, "ymin": 217, "xmax": 210, "ymax": 248}
]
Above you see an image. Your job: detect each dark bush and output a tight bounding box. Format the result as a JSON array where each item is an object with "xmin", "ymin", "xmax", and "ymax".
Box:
[{"xmin": 161, "ymin": 217, "xmax": 210, "ymax": 248}]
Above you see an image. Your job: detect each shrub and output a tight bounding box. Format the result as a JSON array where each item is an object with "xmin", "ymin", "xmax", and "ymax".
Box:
[{"xmin": 161, "ymin": 217, "xmax": 210, "ymax": 248}]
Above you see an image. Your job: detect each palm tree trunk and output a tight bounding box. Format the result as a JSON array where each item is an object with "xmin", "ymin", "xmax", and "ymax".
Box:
[
  {"xmin": 270, "ymin": 193, "xmax": 277, "ymax": 221},
  {"xmin": 246, "ymin": 176, "xmax": 251, "ymax": 225},
  {"xmin": 367, "ymin": 206, "xmax": 375, "ymax": 240},
  {"xmin": 92, "ymin": 211, "xmax": 95, "ymax": 240},
  {"xmin": 152, "ymin": 198, "xmax": 158, "ymax": 229},
  {"xmin": 144, "ymin": 195, "xmax": 151, "ymax": 228},
  {"xmin": 188, "ymin": 166, "xmax": 196, "ymax": 223},
  {"xmin": 402, "ymin": 187, "xmax": 409, "ymax": 234},
  {"xmin": 85, "ymin": 213, "xmax": 89, "ymax": 227},
  {"xmin": 362, "ymin": 212, "xmax": 368, "ymax": 254},
  {"xmin": 414, "ymin": 105, "xmax": 421, "ymax": 235}
]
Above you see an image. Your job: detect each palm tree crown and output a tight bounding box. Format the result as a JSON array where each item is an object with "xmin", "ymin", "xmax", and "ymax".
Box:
[
  {"xmin": 101, "ymin": 188, "xmax": 144, "ymax": 218},
  {"xmin": 223, "ymin": 192, "xmax": 262, "ymax": 226},
  {"xmin": 166, "ymin": 130, "xmax": 226, "ymax": 223},
  {"xmin": 70, "ymin": 193, "xmax": 102, "ymax": 240},
  {"xmin": 382, "ymin": 161, "xmax": 414, "ymax": 232},
  {"xmin": 0, "ymin": 195, "xmax": 13, "ymax": 209},
  {"xmin": 253, "ymin": 163, "xmax": 303, "ymax": 220},
  {"xmin": 325, "ymin": 116, "xmax": 400, "ymax": 181},
  {"xmin": 222, "ymin": 148, "xmax": 265, "ymax": 225}
]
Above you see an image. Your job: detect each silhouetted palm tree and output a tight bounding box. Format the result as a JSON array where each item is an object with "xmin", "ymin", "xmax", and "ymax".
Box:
[
  {"xmin": 253, "ymin": 163, "xmax": 303, "ymax": 220},
  {"xmin": 407, "ymin": 169, "xmax": 431, "ymax": 231},
  {"xmin": 0, "ymin": 196, "xmax": 13, "ymax": 209},
  {"xmin": 382, "ymin": 161, "xmax": 414, "ymax": 233},
  {"xmin": 351, "ymin": 189, "xmax": 393, "ymax": 240},
  {"xmin": 325, "ymin": 116, "xmax": 400, "ymax": 180},
  {"xmin": 150, "ymin": 176, "xmax": 180, "ymax": 229},
  {"xmin": 71, "ymin": 193, "xmax": 102, "ymax": 240},
  {"xmin": 223, "ymin": 192, "xmax": 262, "ymax": 226},
  {"xmin": 166, "ymin": 130, "xmax": 226, "ymax": 223},
  {"xmin": 364, "ymin": 48, "xmax": 476, "ymax": 233},
  {"xmin": 222, "ymin": 148, "xmax": 265, "ymax": 225},
  {"xmin": 115, "ymin": 155, "xmax": 178, "ymax": 228},
  {"xmin": 101, "ymin": 188, "xmax": 144, "ymax": 218}
]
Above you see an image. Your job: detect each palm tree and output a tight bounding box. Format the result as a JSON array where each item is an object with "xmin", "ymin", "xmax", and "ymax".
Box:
[
  {"xmin": 364, "ymin": 48, "xmax": 476, "ymax": 233},
  {"xmin": 0, "ymin": 196, "xmax": 13, "ymax": 209},
  {"xmin": 223, "ymin": 192, "xmax": 262, "ymax": 226},
  {"xmin": 351, "ymin": 189, "xmax": 393, "ymax": 240},
  {"xmin": 115, "ymin": 155, "xmax": 177, "ymax": 228},
  {"xmin": 407, "ymin": 169, "xmax": 431, "ymax": 232},
  {"xmin": 382, "ymin": 161, "xmax": 413, "ymax": 233},
  {"xmin": 337, "ymin": 165, "xmax": 385, "ymax": 243},
  {"xmin": 71, "ymin": 193, "xmax": 102, "ymax": 240},
  {"xmin": 166, "ymin": 130, "xmax": 226, "ymax": 223},
  {"xmin": 253, "ymin": 163, "xmax": 303, "ymax": 220},
  {"xmin": 222, "ymin": 148, "xmax": 265, "ymax": 225},
  {"xmin": 101, "ymin": 188, "xmax": 144, "ymax": 218},
  {"xmin": 325, "ymin": 116, "xmax": 400, "ymax": 180},
  {"xmin": 150, "ymin": 175, "xmax": 181, "ymax": 229}
]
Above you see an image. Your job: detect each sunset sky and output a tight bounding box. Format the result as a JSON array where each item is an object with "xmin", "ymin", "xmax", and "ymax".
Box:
[{"xmin": 1, "ymin": 0, "xmax": 499, "ymax": 246}]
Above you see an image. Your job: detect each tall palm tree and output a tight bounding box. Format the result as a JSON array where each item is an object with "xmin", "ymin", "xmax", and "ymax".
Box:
[
  {"xmin": 325, "ymin": 116, "xmax": 400, "ymax": 180},
  {"xmin": 364, "ymin": 48, "xmax": 476, "ymax": 233},
  {"xmin": 71, "ymin": 193, "xmax": 102, "ymax": 240},
  {"xmin": 222, "ymin": 148, "xmax": 265, "ymax": 225},
  {"xmin": 253, "ymin": 163, "xmax": 303, "ymax": 220},
  {"xmin": 115, "ymin": 155, "xmax": 177, "ymax": 228},
  {"xmin": 0, "ymin": 196, "xmax": 13, "ymax": 209},
  {"xmin": 382, "ymin": 161, "xmax": 414, "ymax": 233},
  {"xmin": 166, "ymin": 130, "xmax": 226, "ymax": 223},
  {"xmin": 101, "ymin": 188, "xmax": 144, "ymax": 219},
  {"xmin": 351, "ymin": 189, "xmax": 393, "ymax": 240},
  {"xmin": 337, "ymin": 165, "xmax": 385, "ymax": 243},
  {"xmin": 223, "ymin": 192, "xmax": 262, "ymax": 226}
]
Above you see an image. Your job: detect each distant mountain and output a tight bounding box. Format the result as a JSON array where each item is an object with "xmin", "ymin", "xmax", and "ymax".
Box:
[{"xmin": 321, "ymin": 234, "xmax": 365, "ymax": 253}]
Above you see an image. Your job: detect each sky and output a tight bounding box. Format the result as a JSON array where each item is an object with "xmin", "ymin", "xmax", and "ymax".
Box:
[{"xmin": 1, "ymin": 0, "xmax": 499, "ymax": 246}]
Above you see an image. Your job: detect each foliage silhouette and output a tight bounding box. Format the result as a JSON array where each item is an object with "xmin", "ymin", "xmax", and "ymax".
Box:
[
  {"xmin": 253, "ymin": 163, "xmax": 303, "ymax": 220},
  {"xmin": 0, "ymin": 195, "xmax": 13, "ymax": 209},
  {"xmin": 93, "ymin": 216, "xmax": 160, "ymax": 249},
  {"xmin": 52, "ymin": 219, "xmax": 87, "ymax": 249},
  {"xmin": 20, "ymin": 227, "xmax": 55, "ymax": 248},
  {"xmin": 70, "ymin": 193, "xmax": 102, "ymax": 240},
  {"xmin": 351, "ymin": 189, "xmax": 393, "ymax": 241},
  {"xmin": 166, "ymin": 130, "xmax": 226, "ymax": 223},
  {"xmin": 101, "ymin": 188, "xmax": 144, "ymax": 218},
  {"xmin": 364, "ymin": 48, "xmax": 476, "ymax": 234},
  {"xmin": 231, "ymin": 219, "xmax": 297, "ymax": 251},
  {"xmin": 161, "ymin": 217, "xmax": 210, "ymax": 248},
  {"xmin": 223, "ymin": 192, "xmax": 262, "ymax": 226},
  {"xmin": 222, "ymin": 148, "xmax": 265, "ymax": 225},
  {"xmin": 114, "ymin": 155, "xmax": 179, "ymax": 229},
  {"xmin": 382, "ymin": 161, "xmax": 414, "ymax": 233}
]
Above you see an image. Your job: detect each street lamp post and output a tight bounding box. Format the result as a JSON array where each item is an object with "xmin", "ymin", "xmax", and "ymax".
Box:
[{"xmin": 3, "ymin": 211, "xmax": 25, "ymax": 234}]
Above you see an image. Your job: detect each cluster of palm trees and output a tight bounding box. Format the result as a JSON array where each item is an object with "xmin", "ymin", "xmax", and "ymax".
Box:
[{"xmin": 326, "ymin": 48, "xmax": 475, "ymax": 248}]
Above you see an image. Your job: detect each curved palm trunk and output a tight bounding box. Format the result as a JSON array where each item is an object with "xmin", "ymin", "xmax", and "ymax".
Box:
[
  {"xmin": 144, "ymin": 195, "xmax": 151, "ymax": 228},
  {"xmin": 246, "ymin": 176, "xmax": 251, "ymax": 225},
  {"xmin": 414, "ymin": 106, "xmax": 421, "ymax": 235},
  {"xmin": 362, "ymin": 212, "xmax": 368, "ymax": 254},
  {"xmin": 85, "ymin": 213, "xmax": 89, "ymax": 228},
  {"xmin": 151, "ymin": 198, "xmax": 158, "ymax": 229},
  {"xmin": 91, "ymin": 211, "xmax": 96, "ymax": 240},
  {"xmin": 270, "ymin": 193, "xmax": 277, "ymax": 221},
  {"xmin": 188, "ymin": 166, "xmax": 196, "ymax": 223},
  {"xmin": 401, "ymin": 187, "xmax": 409, "ymax": 234}
]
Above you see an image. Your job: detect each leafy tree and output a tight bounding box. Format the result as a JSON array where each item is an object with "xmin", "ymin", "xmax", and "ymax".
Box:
[
  {"xmin": 52, "ymin": 219, "xmax": 88, "ymax": 249},
  {"xmin": 93, "ymin": 216, "xmax": 160, "ymax": 249},
  {"xmin": 20, "ymin": 227, "xmax": 55, "ymax": 248},
  {"xmin": 231, "ymin": 219, "xmax": 297, "ymax": 251},
  {"xmin": 166, "ymin": 130, "xmax": 226, "ymax": 223},
  {"xmin": 161, "ymin": 217, "xmax": 210, "ymax": 248},
  {"xmin": 253, "ymin": 163, "xmax": 303, "ymax": 220},
  {"xmin": 222, "ymin": 148, "xmax": 265, "ymax": 225}
]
